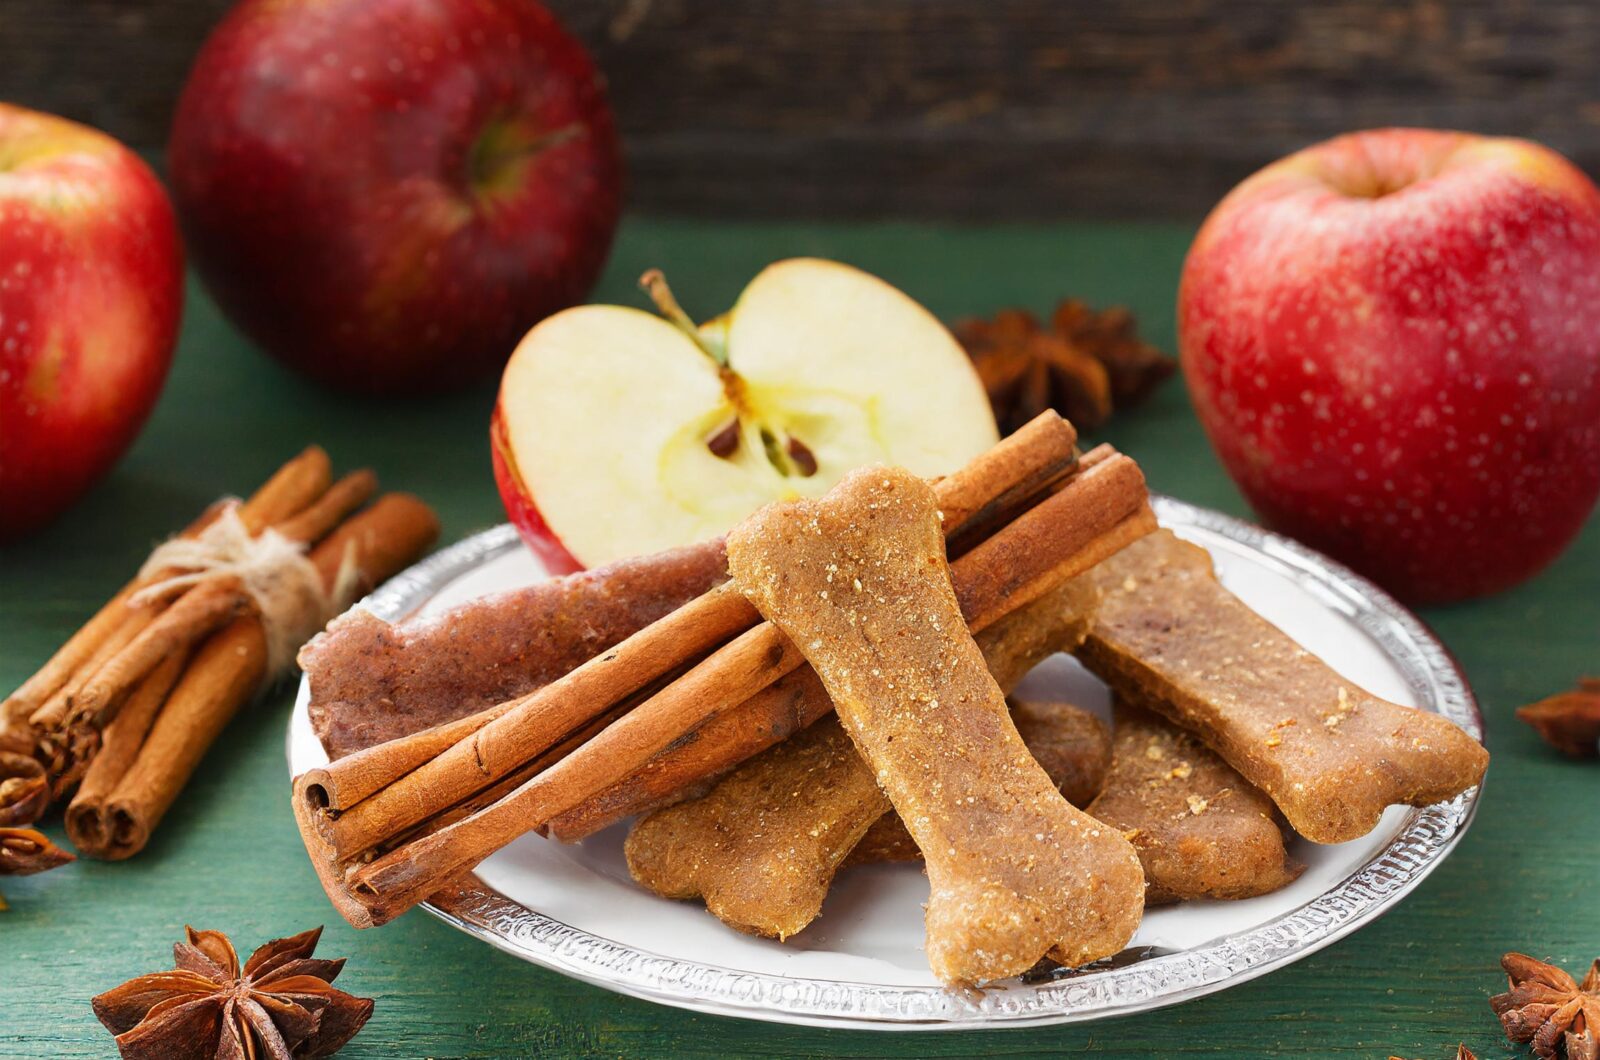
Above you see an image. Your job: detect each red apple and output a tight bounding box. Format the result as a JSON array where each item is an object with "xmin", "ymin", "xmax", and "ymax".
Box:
[
  {"xmin": 1181, "ymin": 129, "xmax": 1600, "ymax": 604},
  {"xmin": 0, "ymin": 104, "xmax": 183, "ymax": 541},
  {"xmin": 169, "ymin": 0, "xmax": 621, "ymax": 394}
]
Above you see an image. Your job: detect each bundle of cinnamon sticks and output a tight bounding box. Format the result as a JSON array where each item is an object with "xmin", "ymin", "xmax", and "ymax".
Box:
[
  {"xmin": 293, "ymin": 412, "xmax": 1157, "ymax": 928},
  {"xmin": 0, "ymin": 448, "xmax": 439, "ymax": 864}
]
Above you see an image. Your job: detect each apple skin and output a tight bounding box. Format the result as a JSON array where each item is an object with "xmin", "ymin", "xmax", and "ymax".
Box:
[
  {"xmin": 169, "ymin": 0, "xmax": 622, "ymax": 394},
  {"xmin": 0, "ymin": 104, "xmax": 184, "ymax": 541},
  {"xmin": 489, "ymin": 400, "xmax": 583, "ymax": 574},
  {"xmin": 1180, "ymin": 129, "xmax": 1600, "ymax": 604}
]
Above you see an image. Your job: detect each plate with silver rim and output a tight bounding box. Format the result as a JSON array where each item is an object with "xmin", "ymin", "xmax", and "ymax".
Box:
[{"xmin": 285, "ymin": 494, "xmax": 1484, "ymax": 1031}]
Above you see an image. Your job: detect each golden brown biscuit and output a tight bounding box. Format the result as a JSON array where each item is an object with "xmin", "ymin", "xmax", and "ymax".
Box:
[
  {"xmin": 626, "ymin": 579, "xmax": 1100, "ymax": 936},
  {"xmin": 847, "ymin": 698, "xmax": 1111, "ymax": 866},
  {"xmin": 625, "ymin": 717, "xmax": 883, "ymax": 940},
  {"xmin": 727, "ymin": 466, "xmax": 1144, "ymax": 984},
  {"xmin": 1078, "ymin": 530, "xmax": 1489, "ymax": 844},
  {"xmin": 1089, "ymin": 700, "xmax": 1302, "ymax": 903}
]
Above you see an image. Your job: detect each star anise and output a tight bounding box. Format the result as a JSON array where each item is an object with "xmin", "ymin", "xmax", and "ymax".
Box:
[
  {"xmin": 1490, "ymin": 952, "xmax": 1600, "ymax": 1060},
  {"xmin": 0, "ymin": 751, "xmax": 49, "ymax": 826},
  {"xmin": 0, "ymin": 826, "xmax": 75, "ymax": 910},
  {"xmin": 93, "ymin": 926, "xmax": 375, "ymax": 1060},
  {"xmin": 954, "ymin": 300, "xmax": 1173, "ymax": 435},
  {"xmin": 1050, "ymin": 299, "xmax": 1175, "ymax": 409},
  {"xmin": 1518, "ymin": 679, "xmax": 1600, "ymax": 758}
]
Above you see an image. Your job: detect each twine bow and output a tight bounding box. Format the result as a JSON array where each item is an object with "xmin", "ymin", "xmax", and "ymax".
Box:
[{"xmin": 132, "ymin": 504, "xmax": 359, "ymax": 677}]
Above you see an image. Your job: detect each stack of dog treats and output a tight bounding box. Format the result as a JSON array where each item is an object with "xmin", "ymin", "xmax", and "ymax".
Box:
[
  {"xmin": 292, "ymin": 412, "xmax": 1489, "ymax": 986},
  {"xmin": 0, "ymin": 448, "xmax": 438, "ymax": 876}
]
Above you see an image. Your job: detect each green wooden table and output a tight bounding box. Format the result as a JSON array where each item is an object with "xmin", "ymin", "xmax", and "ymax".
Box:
[{"xmin": 3, "ymin": 219, "xmax": 1595, "ymax": 1058}]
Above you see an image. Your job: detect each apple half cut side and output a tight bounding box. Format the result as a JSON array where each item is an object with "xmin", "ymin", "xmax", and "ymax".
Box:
[{"xmin": 493, "ymin": 257, "xmax": 1000, "ymax": 569}]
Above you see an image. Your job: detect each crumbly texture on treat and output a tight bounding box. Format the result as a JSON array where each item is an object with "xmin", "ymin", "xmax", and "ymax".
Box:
[
  {"xmin": 1077, "ymin": 530, "xmax": 1489, "ymax": 845},
  {"xmin": 1011, "ymin": 697, "xmax": 1114, "ymax": 809},
  {"xmin": 626, "ymin": 578, "xmax": 1101, "ymax": 936},
  {"xmin": 303, "ymin": 539, "xmax": 727, "ymax": 759},
  {"xmin": 848, "ymin": 697, "xmax": 1111, "ymax": 865},
  {"xmin": 1089, "ymin": 700, "xmax": 1302, "ymax": 903},
  {"xmin": 726, "ymin": 466, "xmax": 1144, "ymax": 985},
  {"xmin": 625, "ymin": 717, "xmax": 887, "ymax": 940}
]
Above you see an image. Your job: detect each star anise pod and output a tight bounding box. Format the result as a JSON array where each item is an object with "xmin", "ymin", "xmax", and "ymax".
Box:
[
  {"xmin": 93, "ymin": 926, "xmax": 375, "ymax": 1060},
  {"xmin": 1490, "ymin": 952, "xmax": 1600, "ymax": 1060},
  {"xmin": 1518, "ymin": 679, "xmax": 1600, "ymax": 758},
  {"xmin": 1050, "ymin": 299, "xmax": 1175, "ymax": 409},
  {"xmin": 953, "ymin": 300, "xmax": 1172, "ymax": 435},
  {"xmin": 0, "ymin": 751, "xmax": 50, "ymax": 826},
  {"xmin": 0, "ymin": 826, "xmax": 75, "ymax": 910}
]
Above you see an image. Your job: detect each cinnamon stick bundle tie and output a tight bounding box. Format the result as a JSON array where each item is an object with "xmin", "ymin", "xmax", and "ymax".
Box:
[{"xmin": 130, "ymin": 503, "xmax": 362, "ymax": 676}]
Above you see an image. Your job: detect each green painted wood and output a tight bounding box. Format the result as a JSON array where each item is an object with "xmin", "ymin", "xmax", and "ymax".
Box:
[{"xmin": 2, "ymin": 218, "xmax": 1595, "ymax": 1059}]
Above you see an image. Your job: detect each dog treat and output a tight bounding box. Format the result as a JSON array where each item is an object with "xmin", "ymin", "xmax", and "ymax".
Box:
[
  {"xmin": 727, "ymin": 466, "xmax": 1145, "ymax": 984},
  {"xmin": 626, "ymin": 578, "xmax": 1100, "ymax": 938},
  {"xmin": 626, "ymin": 718, "xmax": 883, "ymax": 940},
  {"xmin": 847, "ymin": 697, "xmax": 1112, "ymax": 865},
  {"xmin": 1089, "ymin": 700, "xmax": 1302, "ymax": 903},
  {"xmin": 302, "ymin": 419, "xmax": 1160, "ymax": 929},
  {"xmin": 543, "ymin": 446, "xmax": 1152, "ymax": 843},
  {"xmin": 1077, "ymin": 530, "xmax": 1489, "ymax": 844},
  {"xmin": 302, "ymin": 538, "xmax": 729, "ymax": 760}
]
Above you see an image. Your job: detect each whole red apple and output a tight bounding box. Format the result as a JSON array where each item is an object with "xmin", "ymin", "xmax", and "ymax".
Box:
[
  {"xmin": 169, "ymin": 0, "xmax": 622, "ymax": 394},
  {"xmin": 0, "ymin": 104, "xmax": 183, "ymax": 541},
  {"xmin": 1181, "ymin": 129, "xmax": 1600, "ymax": 603}
]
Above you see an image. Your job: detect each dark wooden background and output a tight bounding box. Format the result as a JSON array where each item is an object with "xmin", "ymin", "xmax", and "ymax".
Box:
[{"xmin": 6, "ymin": 0, "xmax": 1600, "ymax": 218}]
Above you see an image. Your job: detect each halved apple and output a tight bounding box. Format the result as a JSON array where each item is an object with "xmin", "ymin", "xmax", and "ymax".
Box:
[{"xmin": 492, "ymin": 257, "xmax": 999, "ymax": 570}]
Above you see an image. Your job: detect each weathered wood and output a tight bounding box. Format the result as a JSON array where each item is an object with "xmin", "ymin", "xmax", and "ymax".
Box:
[{"xmin": 5, "ymin": 0, "xmax": 1600, "ymax": 217}]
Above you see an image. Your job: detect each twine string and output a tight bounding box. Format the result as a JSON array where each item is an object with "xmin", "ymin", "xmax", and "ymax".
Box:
[{"xmin": 132, "ymin": 503, "xmax": 360, "ymax": 677}]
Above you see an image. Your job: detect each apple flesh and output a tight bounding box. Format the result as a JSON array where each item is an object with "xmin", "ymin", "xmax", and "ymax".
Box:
[
  {"xmin": 0, "ymin": 104, "xmax": 184, "ymax": 541},
  {"xmin": 169, "ymin": 0, "xmax": 621, "ymax": 394},
  {"xmin": 494, "ymin": 258, "xmax": 1000, "ymax": 568},
  {"xmin": 1181, "ymin": 128, "xmax": 1600, "ymax": 603}
]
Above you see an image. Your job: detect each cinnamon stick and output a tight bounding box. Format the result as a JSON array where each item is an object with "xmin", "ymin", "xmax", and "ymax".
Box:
[
  {"xmin": 235, "ymin": 446, "xmax": 334, "ymax": 533},
  {"xmin": 520, "ymin": 454, "xmax": 1148, "ymax": 842},
  {"xmin": 299, "ymin": 415, "xmax": 1083, "ymax": 856},
  {"xmin": 67, "ymin": 464, "xmax": 368, "ymax": 730},
  {"xmin": 70, "ymin": 581, "xmax": 245, "ymax": 728},
  {"xmin": 0, "ymin": 502, "xmax": 225, "ymax": 732},
  {"xmin": 275, "ymin": 470, "xmax": 379, "ymax": 546},
  {"xmin": 74, "ymin": 494, "xmax": 439, "ymax": 861},
  {"xmin": 305, "ymin": 444, "xmax": 1150, "ymax": 927},
  {"xmin": 5, "ymin": 447, "xmax": 329, "ymax": 746},
  {"xmin": 298, "ymin": 413, "xmax": 1080, "ymax": 821},
  {"xmin": 303, "ymin": 586, "xmax": 753, "ymax": 849},
  {"xmin": 63, "ymin": 652, "xmax": 189, "ymax": 857},
  {"xmin": 28, "ymin": 610, "xmax": 147, "ymax": 735}
]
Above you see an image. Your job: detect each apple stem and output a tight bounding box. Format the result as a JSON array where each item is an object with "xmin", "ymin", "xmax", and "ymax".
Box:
[{"xmin": 640, "ymin": 269, "xmax": 728, "ymax": 367}]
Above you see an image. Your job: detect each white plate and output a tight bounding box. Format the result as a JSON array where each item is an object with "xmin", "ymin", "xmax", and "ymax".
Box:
[{"xmin": 286, "ymin": 496, "xmax": 1483, "ymax": 1030}]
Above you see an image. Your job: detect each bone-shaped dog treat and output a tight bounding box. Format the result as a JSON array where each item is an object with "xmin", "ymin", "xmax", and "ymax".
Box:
[
  {"xmin": 1077, "ymin": 530, "xmax": 1489, "ymax": 845},
  {"xmin": 1089, "ymin": 700, "xmax": 1302, "ymax": 903},
  {"xmin": 726, "ymin": 466, "xmax": 1144, "ymax": 984},
  {"xmin": 847, "ymin": 697, "xmax": 1111, "ymax": 866},
  {"xmin": 625, "ymin": 577, "xmax": 1100, "ymax": 939},
  {"xmin": 626, "ymin": 717, "xmax": 885, "ymax": 940}
]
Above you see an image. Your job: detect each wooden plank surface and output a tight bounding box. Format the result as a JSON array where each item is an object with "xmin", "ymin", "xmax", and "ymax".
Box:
[
  {"xmin": 1, "ymin": 218, "xmax": 1596, "ymax": 1056},
  {"xmin": 5, "ymin": 0, "xmax": 1600, "ymax": 217}
]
